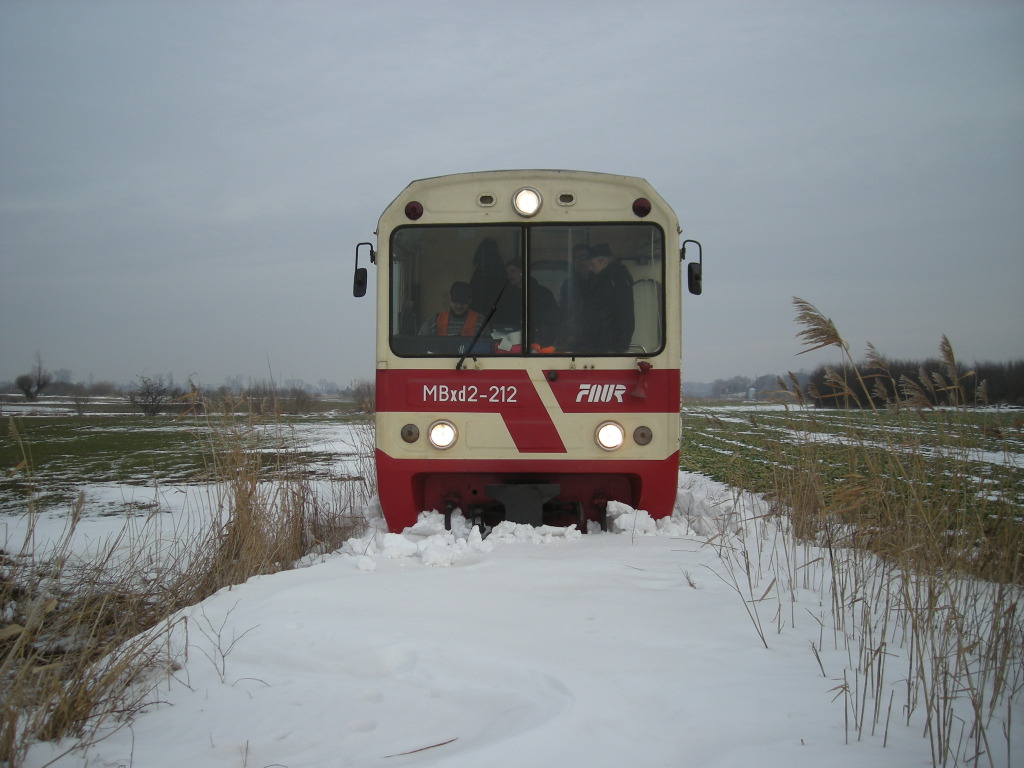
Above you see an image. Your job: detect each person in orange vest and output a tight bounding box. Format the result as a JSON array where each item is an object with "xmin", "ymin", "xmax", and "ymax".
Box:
[{"xmin": 418, "ymin": 281, "xmax": 482, "ymax": 337}]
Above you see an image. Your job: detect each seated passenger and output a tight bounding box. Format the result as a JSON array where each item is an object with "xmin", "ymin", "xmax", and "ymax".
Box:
[{"xmin": 418, "ymin": 281, "xmax": 482, "ymax": 337}]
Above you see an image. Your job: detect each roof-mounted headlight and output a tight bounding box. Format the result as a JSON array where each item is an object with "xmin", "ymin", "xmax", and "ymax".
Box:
[{"xmin": 512, "ymin": 187, "xmax": 542, "ymax": 218}]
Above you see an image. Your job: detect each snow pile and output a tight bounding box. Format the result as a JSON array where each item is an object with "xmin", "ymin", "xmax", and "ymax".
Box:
[
  {"xmin": 337, "ymin": 474, "xmax": 748, "ymax": 570},
  {"xmin": 340, "ymin": 509, "xmax": 586, "ymax": 570},
  {"xmin": 16, "ymin": 473, "xmax": 1018, "ymax": 768}
]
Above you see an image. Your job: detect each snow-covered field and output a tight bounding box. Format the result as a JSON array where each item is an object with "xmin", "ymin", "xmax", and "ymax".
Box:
[{"xmin": 12, "ymin": 462, "xmax": 1020, "ymax": 768}]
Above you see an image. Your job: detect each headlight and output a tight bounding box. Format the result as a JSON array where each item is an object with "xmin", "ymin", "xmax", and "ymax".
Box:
[
  {"xmin": 512, "ymin": 187, "xmax": 542, "ymax": 217},
  {"xmin": 595, "ymin": 421, "xmax": 625, "ymax": 451},
  {"xmin": 428, "ymin": 420, "xmax": 458, "ymax": 450}
]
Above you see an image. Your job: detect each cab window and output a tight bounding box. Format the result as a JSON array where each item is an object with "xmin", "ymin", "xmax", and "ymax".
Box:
[{"xmin": 388, "ymin": 224, "xmax": 664, "ymax": 357}]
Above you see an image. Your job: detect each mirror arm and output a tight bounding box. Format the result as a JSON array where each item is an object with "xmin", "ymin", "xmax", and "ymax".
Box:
[
  {"xmin": 353, "ymin": 241, "xmax": 375, "ymax": 298},
  {"xmin": 681, "ymin": 239, "xmax": 703, "ymax": 296}
]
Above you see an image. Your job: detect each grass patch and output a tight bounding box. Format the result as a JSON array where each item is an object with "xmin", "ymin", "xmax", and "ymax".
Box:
[
  {"xmin": 1, "ymin": 410, "xmax": 371, "ymax": 514},
  {"xmin": 680, "ymin": 404, "xmax": 1024, "ymax": 567},
  {"xmin": 687, "ymin": 298, "xmax": 1023, "ymax": 767},
  {"xmin": 1, "ymin": 411, "xmax": 374, "ymax": 766}
]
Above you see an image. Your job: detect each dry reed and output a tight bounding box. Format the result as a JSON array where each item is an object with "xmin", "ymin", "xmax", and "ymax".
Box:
[
  {"xmin": 1, "ymin": 409, "xmax": 373, "ymax": 766},
  {"xmin": 705, "ymin": 298, "xmax": 1022, "ymax": 767}
]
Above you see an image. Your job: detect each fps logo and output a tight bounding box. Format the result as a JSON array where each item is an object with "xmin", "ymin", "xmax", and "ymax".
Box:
[{"xmin": 575, "ymin": 383, "xmax": 626, "ymax": 403}]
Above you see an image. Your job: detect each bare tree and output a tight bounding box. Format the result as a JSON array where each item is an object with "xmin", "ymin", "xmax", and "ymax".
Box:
[
  {"xmin": 14, "ymin": 353, "xmax": 52, "ymax": 401},
  {"xmin": 350, "ymin": 379, "xmax": 376, "ymax": 413},
  {"xmin": 14, "ymin": 374, "xmax": 36, "ymax": 400},
  {"xmin": 127, "ymin": 375, "xmax": 172, "ymax": 416},
  {"xmin": 245, "ymin": 379, "xmax": 277, "ymax": 415},
  {"xmin": 70, "ymin": 384, "xmax": 89, "ymax": 416}
]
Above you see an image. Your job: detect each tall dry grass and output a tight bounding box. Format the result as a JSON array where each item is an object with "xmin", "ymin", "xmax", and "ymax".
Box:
[
  {"xmin": 706, "ymin": 298, "xmax": 1023, "ymax": 767},
  {"xmin": 1, "ymin": 410, "xmax": 374, "ymax": 766},
  {"xmin": 780, "ymin": 298, "xmax": 1022, "ymax": 584}
]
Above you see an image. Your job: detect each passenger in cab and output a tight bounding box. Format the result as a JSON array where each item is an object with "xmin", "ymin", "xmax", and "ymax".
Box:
[
  {"xmin": 580, "ymin": 244, "xmax": 634, "ymax": 352},
  {"xmin": 502, "ymin": 255, "xmax": 559, "ymax": 348},
  {"xmin": 558, "ymin": 243, "xmax": 593, "ymax": 346},
  {"xmin": 490, "ymin": 256, "xmax": 523, "ymax": 331},
  {"xmin": 468, "ymin": 238, "xmax": 505, "ymax": 316},
  {"xmin": 418, "ymin": 281, "xmax": 482, "ymax": 337}
]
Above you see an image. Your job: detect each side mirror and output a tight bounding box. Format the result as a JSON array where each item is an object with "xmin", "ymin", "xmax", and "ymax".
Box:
[
  {"xmin": 687, "ymin": 262, "xmax": 702, "ymax": 296},
  {"xmin": 681, "ymin": 239, "xmax": 703, "ymax": 296},
  {"xmin": 353, "ymin": 241, "xmax": 375, "ymax": 298}
]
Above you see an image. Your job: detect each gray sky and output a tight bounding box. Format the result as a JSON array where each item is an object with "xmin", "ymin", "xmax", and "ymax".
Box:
[{"xmin": 2, "ymin": 0, "xmax": 1022, "ymax": 389}]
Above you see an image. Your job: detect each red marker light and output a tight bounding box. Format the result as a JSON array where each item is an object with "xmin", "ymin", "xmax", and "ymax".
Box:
[
  {"xmin": 632, "ymin": 197, "xmax": 652, "ymax": 217},
  {"xmin": 405, "ymin": 201, "xmax": 424, "ymax": 220}
]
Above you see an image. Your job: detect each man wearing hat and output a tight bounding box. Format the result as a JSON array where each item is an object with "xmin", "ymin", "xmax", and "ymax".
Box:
[
  {"xmin": 418, "ymin": 281, "xmax": 482, "ymax": 337},
  {"xmin": 580, "ymin": 243, "xmax": 635, "ymax": 352}
]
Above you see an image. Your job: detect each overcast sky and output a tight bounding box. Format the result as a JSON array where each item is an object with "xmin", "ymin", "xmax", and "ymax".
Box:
[{"xmin": 2, "ymin": 1, "xmax": 1022, "ymax": 390}]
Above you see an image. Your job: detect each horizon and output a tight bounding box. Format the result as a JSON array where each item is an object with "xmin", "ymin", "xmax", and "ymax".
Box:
[{"xmin": 5, "ymin": 352, "xmax": 1021, "ymax": 396}]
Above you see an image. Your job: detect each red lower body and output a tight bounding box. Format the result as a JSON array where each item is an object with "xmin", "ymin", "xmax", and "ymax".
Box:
[{"xmin": 375, "ymin": 451, "xmax": 679, "ymax": 533}]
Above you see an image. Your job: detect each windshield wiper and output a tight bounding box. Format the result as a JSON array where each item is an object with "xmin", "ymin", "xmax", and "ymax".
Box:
[{"xmin": 457, "ymin": 281, "xmax": 508, "ymax": 371}]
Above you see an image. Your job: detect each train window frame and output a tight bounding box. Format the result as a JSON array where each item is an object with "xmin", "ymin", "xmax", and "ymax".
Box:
[{"xmin": 387, "ymin": 222, "xmax": 666, "ymax": 358}]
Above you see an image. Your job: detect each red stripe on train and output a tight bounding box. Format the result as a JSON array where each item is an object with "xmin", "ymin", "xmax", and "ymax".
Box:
[
  {"xmin": 376, "ymin": 369, "xmax": 566, "ymax": 453},
  {"xmin": 376, "ymin": 366, "xmax": 680, "ymax": 454},
  {"xmin": 542, "ymin": 368, "xmax": 680, "ymax": 413}
]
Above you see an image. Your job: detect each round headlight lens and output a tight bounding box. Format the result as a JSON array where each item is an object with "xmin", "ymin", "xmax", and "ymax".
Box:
[
  {"xmin": 428, "ymin": 420, "xmax": 458, "ymax": 450},
  {"xmin": 595, "ymin": 421, "xmax": 625, "ymax": 451},
  {"xmin": 512, "ymin": 187, "xmax": 542, "ymax": 217}
]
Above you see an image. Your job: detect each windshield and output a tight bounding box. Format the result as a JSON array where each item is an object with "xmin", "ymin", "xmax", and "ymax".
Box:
[{"xmin": 389, "ymin": 224, "xmax": 664, "ymax": 357}]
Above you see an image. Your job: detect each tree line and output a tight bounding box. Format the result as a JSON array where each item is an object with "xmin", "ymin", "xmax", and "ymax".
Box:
[
  {"xmin": 802, "ymin": 357, "xmax": 1024, "ymax": 408},
  {"xmin": 2, "ymin": 356, "xmax": 375, "ymax": 416}
]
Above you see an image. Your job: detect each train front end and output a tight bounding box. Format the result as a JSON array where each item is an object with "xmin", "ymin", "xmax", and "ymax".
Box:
[{"xmin": 358, "ymin": 170, "xmax": 698, "ymax": 533}]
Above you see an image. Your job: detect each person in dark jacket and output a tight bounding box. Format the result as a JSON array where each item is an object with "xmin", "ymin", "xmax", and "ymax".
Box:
[
  {"xmin": 468, "ymin": 238, "xmax": 506, "ymax": 316},
  {"xmin": 500, "ymin": 255, "xmax": 559, "ymax": 348},
  {"xmin": 559, "ymin": 243, "xmax": 593, "ymax": 346},
  {"xmin": 579, "ymin": 244, "xmax": 634, "ymax": 353}
]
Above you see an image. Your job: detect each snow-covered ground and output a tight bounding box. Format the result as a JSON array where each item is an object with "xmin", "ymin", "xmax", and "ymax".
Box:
[{"xmin": 15, "ymin": 468, "xmax": 1018, "ymax": 768}]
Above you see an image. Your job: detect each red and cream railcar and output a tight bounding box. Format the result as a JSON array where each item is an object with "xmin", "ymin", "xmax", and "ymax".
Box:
[{"xmin": 353, "ymin": 170, "xmax": 702, "ymax": 533}]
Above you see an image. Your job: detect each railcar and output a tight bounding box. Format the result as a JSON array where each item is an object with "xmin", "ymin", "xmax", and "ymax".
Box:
[{"xmin": 352, "ymin": 170, "xmax": 702, "ymax": 533}]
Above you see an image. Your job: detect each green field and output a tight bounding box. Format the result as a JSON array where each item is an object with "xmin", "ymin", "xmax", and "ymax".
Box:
[
  {"xmin": 5, "ymin": 398, "xmax": 1022, "ymax": 526},
  {"xmin": 1, "ymin": 399, "xmax": 370, "ymax": 515},
  {"xmin": 680, "ymin": 402, "xmax": 1024, "ymax": 531}
]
